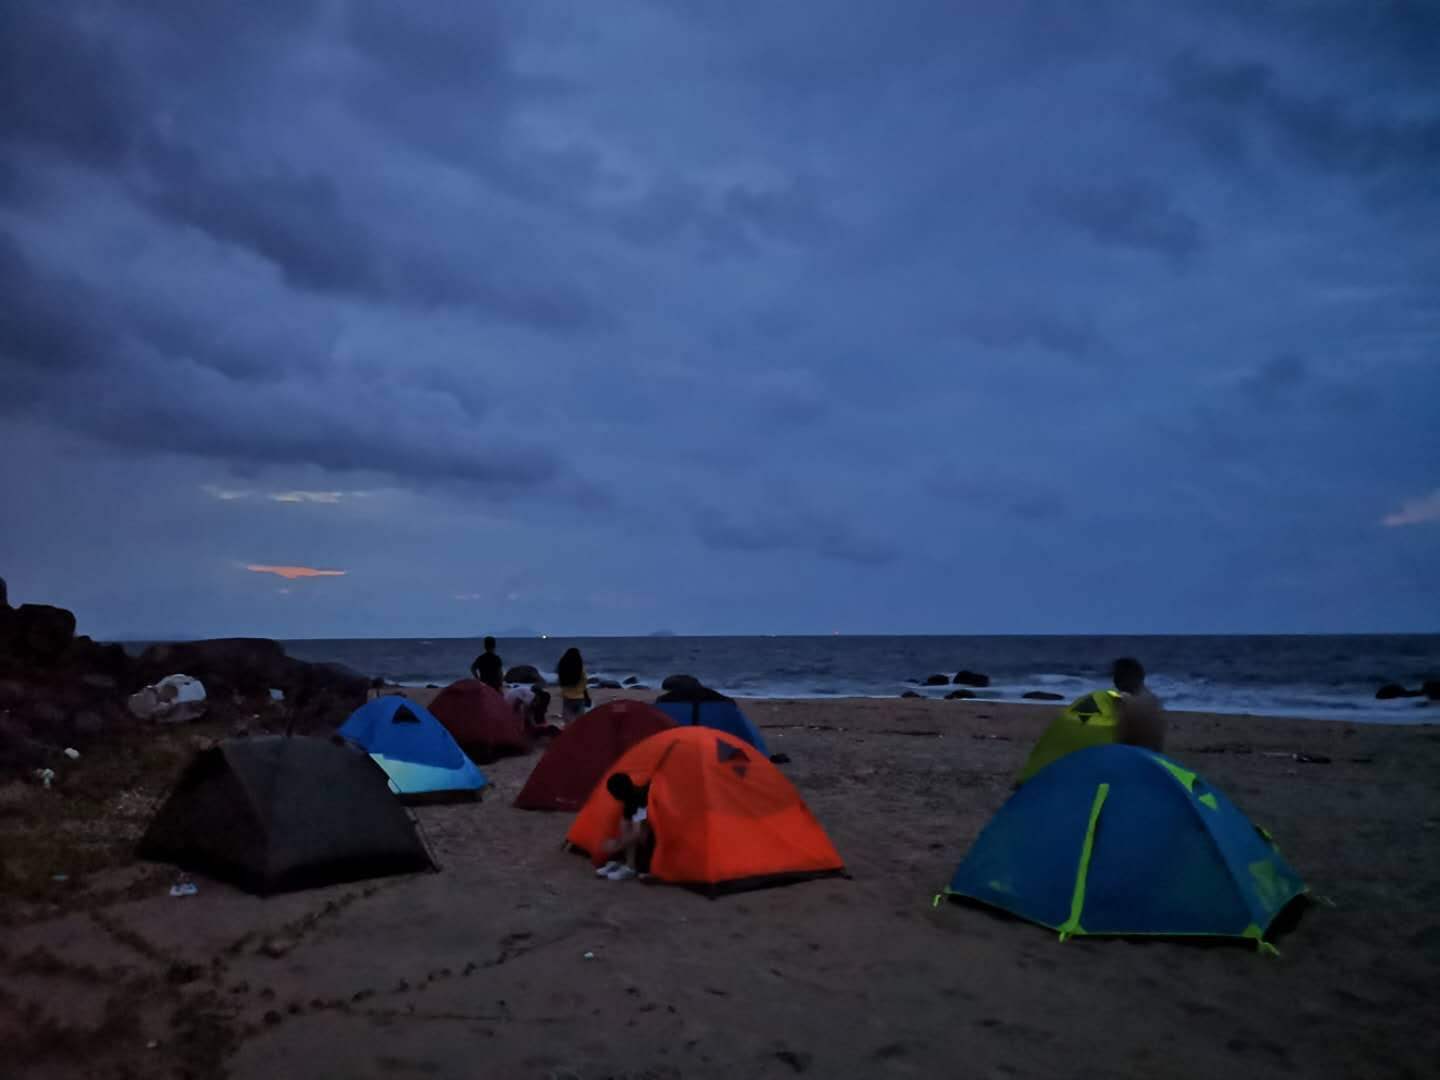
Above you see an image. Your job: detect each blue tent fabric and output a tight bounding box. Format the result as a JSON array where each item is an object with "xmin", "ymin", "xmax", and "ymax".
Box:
[
  {"xmin": 339, "ymin": 696, "xmax": 489, "ymax": 798},
  {"xmin": 655, "ymin": 700, "xmax": 767, "ymax": 754},
  {"xmin": 945, "ymin": 745, "xmax": 1306, "ymax": 944}
]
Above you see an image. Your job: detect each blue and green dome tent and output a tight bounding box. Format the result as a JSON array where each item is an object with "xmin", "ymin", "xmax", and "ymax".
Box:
[
  {"xmin": 942, "ymin": 745, "xmax": 1307, "ymax": 950},
  {"xmin": 339, "ymin": 696, "xmax": 489, "ymax": 801}
]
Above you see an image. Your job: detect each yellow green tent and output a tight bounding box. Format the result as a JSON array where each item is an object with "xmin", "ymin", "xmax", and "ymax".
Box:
[{"xmin": 1017, "ymin": 689, "xmax": 1121, "ymax": 784}]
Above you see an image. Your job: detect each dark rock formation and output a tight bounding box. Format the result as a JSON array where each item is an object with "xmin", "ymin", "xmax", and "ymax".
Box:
[
  {"xmin": 1023, "ymin": 691, "xmax": 1065, "ymax": 701},
  {"xmin": 945, "ymin": 689, "xmax": 975, "ymax": 700},
  {"xmin": 900, "ymin": 690, "xmax": 922, "ymax": 699},
  {"xmin": 952, "ymin": 670, "xmax": 991, "ymax": 688},
  {"xmin": 1424, "ymin": 680, "xmax": 1440, "ymax": 702},
  {"xmin": 595, "ymin": 679, "xmax": 624, "ymax": 690},
  {"xmin": 622, "ymin": 676, "xmax": 639, "ymax": 687},
  {"xmin": 505, "ymin": 665, "xmax": 543, "ymax": 685},
  {"xmin": 1376, "ymin": 683, "xmax": 1418, "ymax": 700},
  {"xmin": 923, "ymin": 674, "xmax": 949, "ymax": 686},
  {"xmin": 662, "ymin": 674, "xmax": 703, "ymax": 694}
]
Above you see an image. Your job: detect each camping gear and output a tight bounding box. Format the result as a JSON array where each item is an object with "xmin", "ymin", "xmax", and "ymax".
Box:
[
  {"xmin": 654, "ymin": 686, "xmax": 767, "ymax": 753},
  {"xmin": 566, "ymin": 726, "xmax": 843, "ymax": 893},
  {"xmin": 514, "ymin": 700, "xmax": 675, "ymax": 811},
  {"xmin": 339, "ymin": 695, "xmax": 489, "ymax": 801},
  {"xmin": 429, "ymin": 679, "xmax": 529, "ymax": 763},
  {"xmin": 942, "ymin": 744, "xmax": 1307, "ymax": 949},
  {"xmin": 137, "ymin": 735, "xmax": 434, "ymax": 894},
  {"xmin": 1016, "ymin": 689, "xmax": 1120, "ymax": 783},
  {"xmin": 128, "ymin": 674, "xmax": 208, "ymax": 723}
]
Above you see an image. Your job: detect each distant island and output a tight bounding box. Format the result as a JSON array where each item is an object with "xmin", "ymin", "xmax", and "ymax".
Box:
[{"xmin": 648, "ymin": 629, "xmax": 677, "ymax": 637}]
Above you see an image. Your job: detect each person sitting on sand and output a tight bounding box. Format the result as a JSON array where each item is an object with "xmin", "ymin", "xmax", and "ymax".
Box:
[
  {"xmin": 470, "ymin": 636, "xmax": 504, "ymax": 692},
  {"xmin": 556, "ymin": 647, "xmax": 591, "ymax": 724},
  {"xmin": 1113, "ymin": 657, "xmax": 1165, "ymax": 751},
  {"xmin": 507, "ymin": 683, "xmax": 559, "ymax": 737},
  {"xmin": 595, "ymin": 772, "xmax": 653, "ymax": 881}
]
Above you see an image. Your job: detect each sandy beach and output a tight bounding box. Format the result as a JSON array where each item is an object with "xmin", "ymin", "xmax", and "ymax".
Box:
[{"xmin": 3, "ymin": 691, "xmax": 1438, "ymax": 1079}]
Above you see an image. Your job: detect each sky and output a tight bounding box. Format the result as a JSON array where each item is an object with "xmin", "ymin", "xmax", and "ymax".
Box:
[{"xmin": 2, "ymin": 1, "xmax": 1438, "ymax": 639}]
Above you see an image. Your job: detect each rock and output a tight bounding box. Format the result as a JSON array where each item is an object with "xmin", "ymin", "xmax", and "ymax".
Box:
[
  {"xmin": 1376, "ymin": 683, "xmax": 1418, "ymax": 700},
  {"xmin": 662, "ymin": 674, "xmax": 703, "ymax": 694},
  {"xmin": 923, "ymin": 674, "xmax": 949, "ymax": 686},
  {"xmin": 80, "ymin": 673, "xmax": 118, "ymax": 692},
  {"xmin": 504, "ymin": 665, "xmax": 543, "ymax": 685},
  {"xmin": 900, "ymin": 690, "xmax": 922, "ymax": 699},
  {"xmin": 28, "ymin": 699, "xmax": 68, "ymax": 733},
  {"xmin": 1424, "ymin": 680, "xmax": 1440, "ymax": 702},
  {"xmin": 11, "ymin": 604, "xmax": 77, "ymax": 664},
  {"xmin": 953, "ymin": 670, "xmax": 991, "ymax": 688},
  {"xmin": 1023, "ymin": 691, "xmax": 1065, "ymax": 701},
  {"xmin": 945, "ymin": 689, "xmax": 975, "ymax": 700},
  {"xmin": 630, "ymin": 684, "xmax": 650, "ymax": 690},
  {"xmin": 594, "ymin": 679, "xmax": 623, "ymax": 690},
  {"xmin": 622, "ymin": 676, "xmax": 639, "ymax": 687},
  {"xmin": 0, "ymin": 576, "xmax": 7, "ymax": 607}
]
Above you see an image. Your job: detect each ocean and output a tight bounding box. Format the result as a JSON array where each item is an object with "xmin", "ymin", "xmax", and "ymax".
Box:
[{"xmin": 281, "ymin": 634, "xmax": 1440, "ymax": 724}]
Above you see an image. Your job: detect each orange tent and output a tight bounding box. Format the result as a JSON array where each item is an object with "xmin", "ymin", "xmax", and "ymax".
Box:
[{"xmin": 566, "ymin": 726, "xmax": 844, "ymax": 893}]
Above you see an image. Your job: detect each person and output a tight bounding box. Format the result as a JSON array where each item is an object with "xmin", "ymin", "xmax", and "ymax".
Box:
[
  {"xmin": 1112, "ymin": 657, "xmax": 1165, "ymax": 751},
  {"xmin": 506, "ymin": 683, "xmax": 558, "ymax": 736},
  {"xmin": 556, "ymin": 647, "xmax": 590, "ymax": 724},
  {"xmin": 470, "ymin": 636, "xmax": 503, "ymax": 691},
  {"xmin": 595, "ymin": 772, "xmax": 653, "ymax": 881}
]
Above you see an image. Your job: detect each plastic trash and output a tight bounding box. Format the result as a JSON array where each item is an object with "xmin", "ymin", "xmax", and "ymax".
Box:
[
  {"xmin": 583, "ymin": 951, "xmax": 595, "ymax": 960},
  {"xmin": 35, "ymin": 767, "xmax": 55, "ymax": 789},
  {"xmin": 129, "ymin": 674, "xmax": 207, "ymax": 723},
  {"xmin": 170, "ymin": 873, "xmax": 198, "ymax": 898},
  {"xmin": 63, "ymin": 747, "xmax": 80, "ymax": 760}
]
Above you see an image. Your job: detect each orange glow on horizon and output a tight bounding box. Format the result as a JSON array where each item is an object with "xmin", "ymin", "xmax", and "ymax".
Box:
[{"xmin": 245, "ymin": 564, "xmax": 348, "ymax": 580}]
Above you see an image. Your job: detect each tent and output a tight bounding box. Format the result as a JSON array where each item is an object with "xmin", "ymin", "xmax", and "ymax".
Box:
[
  {"xmin": 654, "ymin": 687, "xmax": 767, "ymax": 753},
  {"xmin": 942, "ymin": 745, "xmax": 1307, "ymax": 948},
  {"xmin": 339, "ymin": 695, "xmax": 489, "ymax": 801},
  {"xmin": 137, "ymin": 736, "xmax": 434, "ymax": 894},
  {"xmin": 429, "ymin": 679, "xmax": 528, "ymax": 763},
  {"xmin": 1017, "ymin": 689, "xmax": 1120, "ymax": 783},
  {"xmin": 514, "ymin": 699, "xmax": 675, "ymax": 811},
  {"xmin": 566, "ymin": 726, "xmax": 843, "ymax": 893}
]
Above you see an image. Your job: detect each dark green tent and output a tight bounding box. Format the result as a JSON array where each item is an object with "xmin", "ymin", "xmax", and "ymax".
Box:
[{"xmin": 138, "ymin": 735, "xmax": 434, "ymax": 894}]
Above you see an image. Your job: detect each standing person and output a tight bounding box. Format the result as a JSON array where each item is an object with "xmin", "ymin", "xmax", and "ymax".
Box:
[
  {"xmin": 1112, "ymin": 657, "xmax": 1166, "ymax": 751},
  {"xmin": 470, "ymin": 636, "xmax": 503, "ymax": 692},
  {"xmin": 556, "ymin": 647, "xmax": 590, "ymax": 724}
]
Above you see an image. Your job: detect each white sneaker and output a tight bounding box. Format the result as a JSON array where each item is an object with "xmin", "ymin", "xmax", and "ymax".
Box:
[
  {"xmin": 595, "ymin": 861, "xmax": 622, "ymax": 878},
  {"xmin": 605, "ymin": 864, "xmax": 638, "ymax": 881}
]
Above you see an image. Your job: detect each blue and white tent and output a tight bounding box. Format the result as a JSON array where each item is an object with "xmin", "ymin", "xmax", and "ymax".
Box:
[{"xmin": 339, "ymin": 696, "xmax": 489, "ymax": 800}]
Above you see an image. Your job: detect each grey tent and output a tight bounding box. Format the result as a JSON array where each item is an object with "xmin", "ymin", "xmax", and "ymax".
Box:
[{"xmin": 137, "ymin": 735, "xmax": 434, "ymax": 894}]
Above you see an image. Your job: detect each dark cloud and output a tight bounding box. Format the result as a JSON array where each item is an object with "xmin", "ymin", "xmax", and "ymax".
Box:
[
  {"xmin": 1164, "ymin": 52, "xmax": 1440, "ymax": 192},
  {"xmin": 1040, "ymin": 179, "xmax": 1203, "ymax": 263},
  {"xmin": 958, "ymin": 310, "xmax": 1104, "ymax": 358},
  {"xmin": 694, "ymin": 506, "xmax": 898, "ymax": 567}
]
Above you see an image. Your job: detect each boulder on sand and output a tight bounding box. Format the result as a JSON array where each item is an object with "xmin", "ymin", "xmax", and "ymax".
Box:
[
  {"xmin": 901, "ymin": 690, "xmax": 923, "ymax": 699},
  {"xmin": 623, "ymin": 676, "xmax": 639, "ymax": 687},
  {"xmin": 662, "ymin": 674, "xmax": 703, "ymax": 694},
  {"xmin": 1423, "ymin": 680, "xmax": 1440, "ymax": 702},
  {"xmin": 1023, "ymin": 691, "xmax": 1065, "ymax": 701},
  {"xmin": 923, "ymin": 674, "xmax": 949, "ymax": 686},
  {"xmin": 945, "ymin": 689, "xmax": 975, "ymax": 700},
  {"xmin": 505, "ymin": 665, "xmax": 543, "ymax": 686},
  {"xmin": 10, "ymin": 604, "xmax": 78, "ymax": 664},
  {"xmin": 952, "ymin": 670, "xmax": 991, "ymax": 688}
]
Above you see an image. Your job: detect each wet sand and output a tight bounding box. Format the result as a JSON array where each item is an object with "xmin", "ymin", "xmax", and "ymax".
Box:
[{"xmin": 3, "ymin": 693, "xmax": 1439, "ymax": 1078}]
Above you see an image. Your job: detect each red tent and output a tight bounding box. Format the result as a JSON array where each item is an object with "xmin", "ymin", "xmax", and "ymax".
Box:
[
  {"xmin": 514, "ymin": 700, "xmax": 675, "ymax": 811},
  {"xmin": 429, "ymin": 679, "xmax": 528, "ymax": 763}
]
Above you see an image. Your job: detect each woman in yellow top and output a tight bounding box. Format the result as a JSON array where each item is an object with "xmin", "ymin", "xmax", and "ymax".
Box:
[{"xmin": 556, "ymin": 647, "xmax": 591, "ymax": 724}]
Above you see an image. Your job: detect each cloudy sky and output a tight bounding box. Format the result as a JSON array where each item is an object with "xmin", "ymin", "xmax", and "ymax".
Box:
[{"xmin": 2, "ymin": 2, "xmax": 1437, "ymax": 639}]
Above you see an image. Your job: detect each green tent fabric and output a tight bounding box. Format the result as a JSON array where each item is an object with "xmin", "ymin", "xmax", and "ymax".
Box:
[
  {"xmin": 137, "ymin": 736, "xmax": 434, "ymax": 894},
  {"xmin": 944, "ymin": 745, "xmax": 1308, "ymax": 950},
  {"xmin": 1017, "ymin": 689, "xmax": 1121, "ymax": 783}
]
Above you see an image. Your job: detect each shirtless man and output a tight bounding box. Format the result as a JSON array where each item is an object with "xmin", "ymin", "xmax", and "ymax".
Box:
[{"xmin": 1112, "ymin": 657, "xmax": 1166, "ymax": 752}]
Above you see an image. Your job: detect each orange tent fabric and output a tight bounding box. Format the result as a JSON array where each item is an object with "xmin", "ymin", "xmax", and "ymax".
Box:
[
  {"xmin": 566, "ymin": 726, "xmax": 844, "ymax": 891},
  {"xmin": 514, "ymin": 699, "xmax": 675, "ymax": 811},
  {"xmin": 428, "ymin": 679, "xmax": 527, "ymax": 763}
]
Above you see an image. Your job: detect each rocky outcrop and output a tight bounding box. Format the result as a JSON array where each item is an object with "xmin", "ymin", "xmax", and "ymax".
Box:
[
  {"xmin": 622, "ymin": 676, "xmax": 639, "ymax": 687},
  {"xmin": 1423, "ymin": 680, "xmax": 1440, "ymax": 702},
  {"xmin": 505, "ymin": 664, "xmax": 543, "ymax": 685},
  {"xmin": 1376, "ymin": 683, "xmax": 1419, "ymax": 700},
  {"xmin": 952, "ymin": 670, "xmax": 991, "ymax": 688},
  {"xmin": 900, "ymin": 690, "xmax": 922, "ymax": 699},
  {"xmin": 923, "ymin": 674, "xmax": 949, "ymax": 686},
  {"xmin": 662, "ymin": 674, "xmax": 703, "ymax": 694},
  {"xmin": 945, "ymin": 689, "xmax": 975, "ymax": 700},
  {"xmin": 594, "ymin": 679, "xmax": 624, "ymax": 690},
  {"xmin": 1023, "ymin": 691, "xmax": 1065, "ymax": 701}
]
